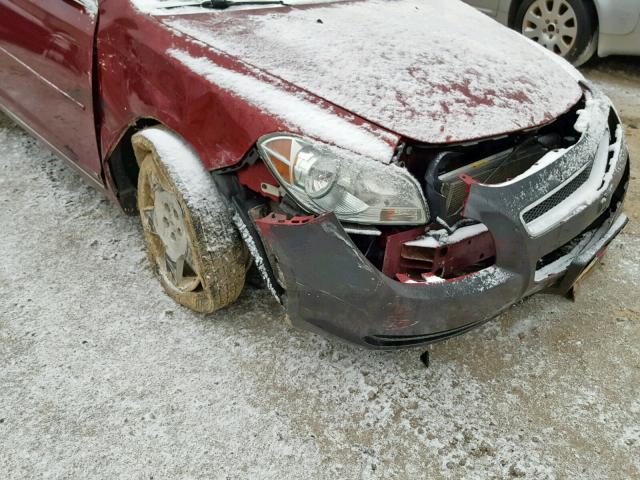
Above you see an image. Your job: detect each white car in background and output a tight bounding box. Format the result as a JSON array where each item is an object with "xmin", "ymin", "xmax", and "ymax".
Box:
[{"xmin": 464, "ymin": 0, "xmax": 640, "ymax": 65}]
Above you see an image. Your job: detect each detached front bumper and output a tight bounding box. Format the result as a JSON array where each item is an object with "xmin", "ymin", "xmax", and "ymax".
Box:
[
  {"xmin": 258, "ymin": 209, "xmax": 627, "ymax": 348},
  {"xmin": 255, "ymin": 88, "xmax": 630, "ymax": 349}
]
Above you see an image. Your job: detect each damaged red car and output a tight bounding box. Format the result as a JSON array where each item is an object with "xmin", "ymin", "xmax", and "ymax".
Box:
[{"xmin": 0, "ymin": 0, "xmax": 629, "ymax": 348}]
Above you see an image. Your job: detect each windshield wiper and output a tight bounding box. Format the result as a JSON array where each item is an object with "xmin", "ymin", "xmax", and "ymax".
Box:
[{"xmin": 165, "ymin": 0, "xmax": 286, "ymax": 9}]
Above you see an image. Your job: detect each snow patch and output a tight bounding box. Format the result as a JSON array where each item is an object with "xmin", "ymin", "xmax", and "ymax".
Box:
[
  {"xmin": 134, "ymin": 127, "xmax": 217, "ymax": 202},
  {"xmin": 232, "ymin": 213, "xmax": 280, "ymax": 301},
  {"xmin": 406, "ymin": 223, "xmax": 489, "ymax": 249},
  {"xmin": 472, "ymin": 266, "xmax": 511, "ymax": 290},
  {"xmin": 168, "ymin": 49, "xmax": 397, "ymax": 162},
  {"xmin": 131, "ymin": 0, "xmax": 344, "ymax": 15},
  {"xmin": 619, "ymin": 425, "xmax": 640, "ymax": 449},
  {"xmin": 424, "ymin": 275, "xmax": 445, "ymax": 284}
]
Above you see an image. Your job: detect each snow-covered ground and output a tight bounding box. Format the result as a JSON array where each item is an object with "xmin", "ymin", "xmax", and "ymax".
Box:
[{"xmin": 1, "ymin": 57, "xmax": 639, "ymax": 479}]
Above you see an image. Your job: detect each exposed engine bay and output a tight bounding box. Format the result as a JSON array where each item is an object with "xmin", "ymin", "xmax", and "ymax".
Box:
[
  {"xmin": 403, "ymin": 96, "xmax": 585, "ymax": 225},
  {"xmin": 344, "ymin": 96, "xmax": 588, "ymax": 284}
]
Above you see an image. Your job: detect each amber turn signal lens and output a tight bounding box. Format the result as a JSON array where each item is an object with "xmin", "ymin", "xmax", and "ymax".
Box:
[{"xmin": 262, "ymin": 137, "xmax": 293, "ymax": 183}]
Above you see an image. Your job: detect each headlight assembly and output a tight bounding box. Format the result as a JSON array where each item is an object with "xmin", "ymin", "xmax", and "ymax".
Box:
[{"xmin": 256, "ymin": 134, "xmax": 428, "ymax": 225}]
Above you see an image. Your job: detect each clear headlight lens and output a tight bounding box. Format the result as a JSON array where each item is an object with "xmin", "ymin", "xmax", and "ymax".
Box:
[{"xmin": 257, "ymin": 134, "xmax": 428, "ymax": 225}]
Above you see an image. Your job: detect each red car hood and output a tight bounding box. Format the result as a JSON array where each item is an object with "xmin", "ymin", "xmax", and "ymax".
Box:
[{"xmin": 163, "ymin": 0, "xmax": 583, "ymax": 145}]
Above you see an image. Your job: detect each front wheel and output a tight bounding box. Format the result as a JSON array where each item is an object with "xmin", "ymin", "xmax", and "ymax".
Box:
[
  {"xmin": 515, "ymin": 0, "xmax": 597, "ymax": 66},
  {"xmin": 133, "ymin": 127, "xmax": 248, "ymax": 313}
]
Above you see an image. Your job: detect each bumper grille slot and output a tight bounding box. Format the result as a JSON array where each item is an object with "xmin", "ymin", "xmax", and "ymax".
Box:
[{"xmin": 522, "ymin": 162, "xmax": 593, "ymax": 224}]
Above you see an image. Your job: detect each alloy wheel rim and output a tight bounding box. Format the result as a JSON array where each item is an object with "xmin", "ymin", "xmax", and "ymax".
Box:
[{"xmin": 522, "ymin": 0, "xmax": 578, "ymax": 56}]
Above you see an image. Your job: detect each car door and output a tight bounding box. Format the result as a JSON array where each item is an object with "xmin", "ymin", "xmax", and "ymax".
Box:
[
  {"xmin": 462, "ymin": 0, "xmax": 500, "ymax": 18},
  {"xmin": 0, "ymin": 0, "xmax": 102, "ymax": 185}
]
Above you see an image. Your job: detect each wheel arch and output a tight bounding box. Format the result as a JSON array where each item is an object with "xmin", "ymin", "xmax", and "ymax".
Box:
[{"xmin": 103, "ymin": 117, "xmax": 161, "ymax": 214}]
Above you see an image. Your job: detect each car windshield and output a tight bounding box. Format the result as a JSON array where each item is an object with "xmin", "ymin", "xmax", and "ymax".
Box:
[{"xmin": 132, "ymin": 0, "xmax": 343, "ymax": 14}]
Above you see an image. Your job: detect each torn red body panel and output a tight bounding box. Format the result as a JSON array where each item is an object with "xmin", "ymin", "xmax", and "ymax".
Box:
[
  {"xmin": 255, "ymin": 213, "xmax": 317, "ymax": 250},
  {"xmin": 237, "ymin": 162, "xmax": 281, "ymax": 201},
  {"xmin": 256, "ymin": 213, "xmax": 315, "ymax": 227},
  {"xmin": 381, "ymin": 227, "xmax": 424, "ymax": 278},
  {"xmin": 382, "ymin": 227, "xmax": 496, "ymax": 281}
]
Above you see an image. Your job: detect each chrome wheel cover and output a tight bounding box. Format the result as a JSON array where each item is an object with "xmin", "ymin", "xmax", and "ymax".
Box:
[{"xmin": 522, "ymin": 0, "xmax": 578, "ymax": 57}]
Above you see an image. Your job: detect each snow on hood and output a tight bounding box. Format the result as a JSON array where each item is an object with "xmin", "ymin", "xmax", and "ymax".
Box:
[
  {"xmin": 163, "ymin": 0, "xmax": 583, "ymax": 145},
  {"xmin": 168, "ymin": 49, "xmax": 399, "ymax": 162}
]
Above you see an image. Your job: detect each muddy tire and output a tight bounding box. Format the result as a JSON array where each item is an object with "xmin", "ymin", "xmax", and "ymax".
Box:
[
  {"xmin": 515, "ymin": 0, "xmax": 597, "ymax": 66},
  {"xmin": 132, "ymin": 127, "xmax": 248, "ymax": 313}
]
